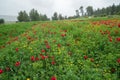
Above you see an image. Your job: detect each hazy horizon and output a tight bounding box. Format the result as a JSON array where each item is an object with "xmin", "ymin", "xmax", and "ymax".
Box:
[{"xmin": 0, "ymin": 0, "xmax": 120, "ymax": 18}]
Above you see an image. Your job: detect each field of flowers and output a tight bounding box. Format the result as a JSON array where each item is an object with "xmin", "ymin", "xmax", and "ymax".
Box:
[{"xmin": 0, "ymin": 18, "xmax": 120, "ymax": 80}]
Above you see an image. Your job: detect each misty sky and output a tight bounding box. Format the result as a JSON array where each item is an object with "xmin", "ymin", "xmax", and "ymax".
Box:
[{"xmin": 0, "ymin": 0, "xmax": 120, "ymax": 18}]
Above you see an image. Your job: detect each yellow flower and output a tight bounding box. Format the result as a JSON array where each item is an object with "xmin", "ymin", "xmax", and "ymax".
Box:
[
  {"xmin": 26, "ymin": 78, "xmax": 30, "ymax": 80},
  {"xmin": 58, "ymin": 48, "xmax": 61, "ymax": 54}
]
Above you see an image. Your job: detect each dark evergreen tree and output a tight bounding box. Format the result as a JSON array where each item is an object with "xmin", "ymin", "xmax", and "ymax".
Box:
[
  {"xmin": 86, "ymin": 6, "xmax": 93, "ymax": 16},
  {"xmin": 17, "ymin": 11, "xmax": 29, "ymax": 22},
  {"xmin": 29, "ymin": 9, "xmax": 40, "ymax": 21},
  {"xmin": 52, "ymin": 12, "xmax": 58, "ymax": 20}
]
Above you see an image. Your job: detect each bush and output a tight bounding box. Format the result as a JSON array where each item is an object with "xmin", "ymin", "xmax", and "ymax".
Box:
[{"xmin": 0, "ymin": 19, "xmax": 4, "ymax": 24}]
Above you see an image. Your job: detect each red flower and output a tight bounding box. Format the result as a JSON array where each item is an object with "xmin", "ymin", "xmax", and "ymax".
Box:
[
  {"xmin": 109, "ymin": 38, "xmax": 112, "ymax": 42},
  {"xmin": 15, "ymin": 61, "xmax": 20, "ymax": 67},
  {"xmin": 46, "ymin": 45, "xmax": 50, "ymax": 49},
  {"xmin": 44, "ymin": 56, "xmax": 48, "ymax": 58},
  {"xmin": 16, "ymin": 48, "xmax": 19, "ymax": 52},
  {"xmin": 116, "ymin": 37, "xmax": 120, "ymax": 42},
  {"xmin": 35, "ymin": 57, "xmax": 39, "ymax": 61},
  {"xmin": 61, "ymin": 34, "xmax": 66, "ymax": 37},
  {"xmin": 51, "ymin": 76, "xmax": 57, "ymax": 80},
  {"xmin": 0, "ymin": 69, "xmax": 3, "ymax": 74},
  {"xmin": 90, "ymin": 58, "xmax": 94, "ymax": 62},
  {"xmin": 41, "ymin": 55, "xmax": 45, "ymax": 60},
  {"xmin": 57, "ymin": 44, "xmax": 61, "ymax": 47},
  {"xmin": 118, "ymin": 23, "xmax": 120, "ymax": 28},
  {"xmin": 30, "ymin": 56, "xmax": 35, "ymax": 61},
  {"xmin": 27, "ymin": 36, "xmax": 31, "ymax": 40},
  {"xmin": 117, "ymin": 58, "xmax": 120, "ymax": 64},
  {"xmin": 51, "ymin": 61, "xmax": 55, "ymax": 65},
  {"xmin": 64, "ymin": 30, "xmax": 67, "ymax": 32},
  {"xmin": 41, "ymin": 49, "xmax": 45, "ymax": 53},
  {"xmin": 84, "ymin": 56, "xmax": 88, "ymax": 60}
]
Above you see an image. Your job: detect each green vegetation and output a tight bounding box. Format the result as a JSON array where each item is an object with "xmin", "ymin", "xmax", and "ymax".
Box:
[
  {"xmin": 0, "ymin": 19, "xmax": 4, "ymax": 24},
  {"xmin": 0, "ymin": 22, "xmax": 38, "ymax": 46},
  {"xmin": 0, "ymin": 17, "xmax": 120, "ymax": 80}
]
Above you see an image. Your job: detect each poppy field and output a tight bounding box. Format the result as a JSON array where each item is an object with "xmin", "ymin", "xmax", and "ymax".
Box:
[{"xmin": 0, "ymin": 18, "xmax": 120, "ymax": 80}]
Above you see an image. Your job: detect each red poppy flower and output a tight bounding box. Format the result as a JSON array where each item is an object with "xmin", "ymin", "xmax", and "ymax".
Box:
[
  {"xmin": 57, "ymin": 44, "xmax": 61, "ymax": 47},
  {"xmin": 41, "ymin": 49, "xmax": 45, "ymax": 53},
  {"xmin": 46, "ymin": 45, "xmax": 50, "ymax": 49},
  {"xmin": 61, "ymin": 34, "xmax": 66, "ymax": 37},
  {"xmin": 64, "ymin": 30, "xmax": 67, "ymax": 32},
  {"xmin": 15, "ymin": 61, "xmax": 20, "ymax": 67},
  {"xmin": 44, "ymin": 56, "xmax": 48, "ymax": 58},
  {"xmin": 51, "ymin": 61, "xmax": 55, "ymax": 65},
  {"xmin": 84, "ymin": 56, "xmax": 88, "ymax": 60},
  {"xmin": 116, "ymin": 37, "xmax": 120, "ymax": 42},
  {"xmin": 41, "ymin": 55, "xmax": 45, "ymax": 60},
  {"xmin": 31, "ymin": 56, "xmax": 35, "ymax": 61},
  {"xmin": 109, "ymin": 38, "xmax": 112, "ymax": 42},
  {"xmin": 117, "ymin": 58, "xmax": 120, "ymax": 64},
  {"xmin": 51, "ymin": 76, "xmax": 57, "ymax": 80},
  {"xmin": 118, "ymin": 23, "xmax": 120, "ymax": 28},
  {"xmin": 16, "ymin": 48, "xmax": 19, "ymax": 52},
  {"xmin": 0, "ymin": 69, "xmax": 3, "ymax": 74},
  {"xmin": 35, "ymin": 57, "xmax": 39, "ymax": 61}
]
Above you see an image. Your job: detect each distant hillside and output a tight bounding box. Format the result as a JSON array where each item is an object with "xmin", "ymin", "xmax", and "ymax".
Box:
[{"xmin": 0, "ymin": 15, "xmax": 18, "ymax": 22}]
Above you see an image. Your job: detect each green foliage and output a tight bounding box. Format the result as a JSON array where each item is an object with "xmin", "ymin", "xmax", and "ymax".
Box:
[
  {"xmin": 79, "ymin": 6, "xmax": 84, "ymax": 16},
  {"xmin": 86, "ymin": 6, "xmax": 93, "ymax": 16},
  {"xmin": 52, "ymin": 12, "xmax": 58, "ymax": 20},
  {"xmin": 93, "ymin": 4, "xmax": 120, "ymax": 17},
  {"xmin": 29, "ymin": 9, "xmax": 40, "ymax": 21},
  {"xmin": 17, "ymin": 11, "xmax": 29, "ymax": 22},
  {"xmin": 0, "ymin": 18, "xmax": 120, "ymax": 80},
  {"xmin": 58, "ymin": 14, "xmax": 64, "ymax": 20},
  {"xmin": 0, "ymin": 19, "xmax": 4, "ymax": 24}
]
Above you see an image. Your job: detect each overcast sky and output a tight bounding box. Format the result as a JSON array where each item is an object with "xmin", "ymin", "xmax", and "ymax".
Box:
[{"xmin": 0, "ymin": 0, "xmax": 120, "ymax": 18}]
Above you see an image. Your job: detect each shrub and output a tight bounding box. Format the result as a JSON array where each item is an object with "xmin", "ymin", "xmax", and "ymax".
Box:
[{"xmin": 0, "ymin": 19, "xmax": 4, "ymax": 24}]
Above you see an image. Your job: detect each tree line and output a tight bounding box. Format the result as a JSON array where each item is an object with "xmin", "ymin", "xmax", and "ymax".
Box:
[
  {"xmin": 17, "ymin": 9, "xmax": 50, "ymax": 22},
  {"xmin": 75, "ymin": 3, "xmax": 120, "ymax": 17},
  {"xmin": 17, "ymin": 9, "xmax": 68, "ymax": 22},
  {"xmin": 17, "ymin": 3, "xmax": 120, "ymax": 22}
]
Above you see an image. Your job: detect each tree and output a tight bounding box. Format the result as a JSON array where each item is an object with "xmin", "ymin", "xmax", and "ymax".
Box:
[
  {"xmin": 52, "ymin": 12, "xmax": 58, "ymax": 20},
  {"xmin": 79, "ymin": 6, "xmax": 84, "ymax": 16},
  {"xmin": 75, "ymin": 10, "xmax": 79, "ymax": 17},
  {"xmin": 29, "ymin": 9, "xmax": 40, "ymax": 21},
  {"xmin": 111, "ymin": 4, "xmax": 115, "ymax": 15},
  {"xmin": 40, "ymin": 14, "xmax": 49, "ymax": 21},
  {"xmin": 17, "ymin": 11, "xmax": 24, "ymax": 22},
  {"xmin": 23, "ymin": 11, "xmax": 29, "ymax": 21},
  {"xmin": 58, "ymin": 14, "xmax": 64, "ymax": 20},
  {"xmin": 17, "ymin": 11, "xmax": 29, "ymax": 22},
  {"xmin": 86, "ymin": 6, "xmax": 93, "ymax": 16},
  {"xmin": 0, "ymin": 19, "xmax": 4, "ymax": 24}
]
